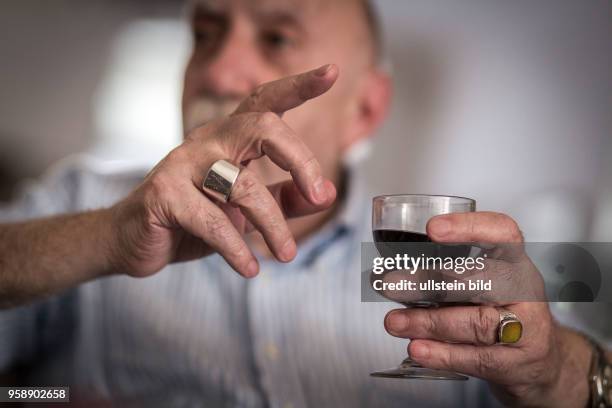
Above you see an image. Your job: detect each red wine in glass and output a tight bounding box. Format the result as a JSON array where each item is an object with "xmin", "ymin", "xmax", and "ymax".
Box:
[{"xmin": 371, "ymin": 194, "xmax": 475, "ymax": 380}]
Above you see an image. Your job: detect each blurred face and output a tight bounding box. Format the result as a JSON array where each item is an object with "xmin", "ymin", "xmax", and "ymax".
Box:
[{"xmin": 182, "ymin": 0, "xmax": 378, "ymax": 186}]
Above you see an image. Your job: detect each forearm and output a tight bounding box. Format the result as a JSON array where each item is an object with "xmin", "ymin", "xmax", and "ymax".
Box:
[{"xmin": 0, "ymin": 208, "xmax": 117, "ymax": 308}]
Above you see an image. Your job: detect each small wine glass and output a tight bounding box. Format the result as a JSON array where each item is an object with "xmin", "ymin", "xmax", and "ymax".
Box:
[{"xmin": 371, "ymin": 194, "xmax": 476, "ymax": 380}]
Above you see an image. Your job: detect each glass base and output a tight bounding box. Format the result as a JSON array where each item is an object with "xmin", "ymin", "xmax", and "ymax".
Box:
[{"xmin": 370, "ymin": 358, "xmax": 468, "ymax": 380}]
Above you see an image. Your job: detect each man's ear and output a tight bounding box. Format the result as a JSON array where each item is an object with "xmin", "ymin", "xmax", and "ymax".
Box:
[{"xmin": 341, "ymin": 68, "xmax": 392, "ymax": 152}]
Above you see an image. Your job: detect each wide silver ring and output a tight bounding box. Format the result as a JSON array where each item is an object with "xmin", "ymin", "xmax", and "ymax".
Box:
[
  {"xmin": 497, "ymin": 310, "xmax": 523, "ymax": 345},
  {"xmin": 202, "ymin": 159, "xmax": 241, "ymax": 203}
]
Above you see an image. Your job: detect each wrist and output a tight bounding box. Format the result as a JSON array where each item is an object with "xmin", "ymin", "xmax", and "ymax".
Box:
[
  {"xmin": 99, "ymin": 204, "xmax": 129, "ymax": 276},
  {"xmin": 103, "ymin": 196, "xmax": 163, "ymax": 277}
]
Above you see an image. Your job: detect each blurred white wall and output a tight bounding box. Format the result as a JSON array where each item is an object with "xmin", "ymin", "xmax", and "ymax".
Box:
[
  {"xmin": 0, "ymin": 0, "xmax": 181, "ymax": 184},
  {"xmin": 366, "ymin": 0, "xmax": 612, "ymax": 241},
  {"xmin": 0, "ymin": 0, "xmax": 610, "ymax": 241},
  {"xmin": 90, "ymin": 19, "xmax": 189, "ymax": 164}
]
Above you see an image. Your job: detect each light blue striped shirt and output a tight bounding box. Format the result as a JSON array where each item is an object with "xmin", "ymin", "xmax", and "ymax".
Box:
[{"xmin": 0, "ymin": 156, "xmax": 498, "ymax": 407}]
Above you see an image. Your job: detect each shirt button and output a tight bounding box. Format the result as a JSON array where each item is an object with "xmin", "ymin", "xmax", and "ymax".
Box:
[{"xmin": 264, "ymin": 342, "xmax": 279, "ymax": 361}]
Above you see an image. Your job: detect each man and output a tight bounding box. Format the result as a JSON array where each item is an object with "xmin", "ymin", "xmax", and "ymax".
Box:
[{"xmin": 0, "ymin": 0, "xmax": 607, "ymax": 406}]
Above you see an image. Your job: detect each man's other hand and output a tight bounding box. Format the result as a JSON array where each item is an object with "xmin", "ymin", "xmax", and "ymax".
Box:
[{"xmin": 384, "ymin": 212, "xmax": 593, "ymax": 408}]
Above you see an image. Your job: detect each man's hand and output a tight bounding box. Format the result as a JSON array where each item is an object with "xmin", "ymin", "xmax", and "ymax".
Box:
[
  {"xmin": 383, "ymin": 212, "xmax": 594, "ymax": 407},
  {"xmin": 108, "ymin": 64, "xmax": 339, "ymax": 278}
]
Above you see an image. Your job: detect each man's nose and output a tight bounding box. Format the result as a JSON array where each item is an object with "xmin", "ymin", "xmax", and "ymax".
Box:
[{"xmin": 200, "ymin": 29, "xmax": 263, "ymax": 97}]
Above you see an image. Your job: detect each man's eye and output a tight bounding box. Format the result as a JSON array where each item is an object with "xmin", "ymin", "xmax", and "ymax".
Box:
[
  {"xmin": 261, "ymin": 31, "xmax": 294, "ymax": 50},
  {"xmin": 194, "ymin": 29, "xmax": 213, "ymax": 44},
  {"xmin": 193, "ymin": 24, "xmax": 223, "ymax": 48}
]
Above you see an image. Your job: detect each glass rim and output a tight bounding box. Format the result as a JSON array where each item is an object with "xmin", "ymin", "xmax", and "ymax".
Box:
[{"xmin": 373, "ymin": 194, "xmax": 475, "ymax": 204}]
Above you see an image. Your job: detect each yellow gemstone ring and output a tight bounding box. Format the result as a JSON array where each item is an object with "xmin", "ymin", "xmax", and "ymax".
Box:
[{"xmin": 497, "ymin": 310, "xmax": 523, "ymax": 345}]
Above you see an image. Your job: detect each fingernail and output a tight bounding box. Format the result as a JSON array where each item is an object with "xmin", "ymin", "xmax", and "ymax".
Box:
[
  {"xmin": 410, "ymin": 342, "xmax": 430, "ymax": 359},
  {"xmin": 246, "ymin": 259, "xmax": 259, "ymax": 277},
  {"xmin": 315, "ymin": 64, "xmax": 331, "ymax": 77},
  {"xmin": 280, "ymin": 240, "xmax": 296, "ymax": 262},
  {"xmin": 386, "ymin": 311, "xmax": 408, "ymax": 334},
  {"xmin": 313, "ymin": 177, "xmax": 327, "ymax": 203},
  {"xmin": 430, "ymin": 217, "xmax": 451, "ymax": 237}
]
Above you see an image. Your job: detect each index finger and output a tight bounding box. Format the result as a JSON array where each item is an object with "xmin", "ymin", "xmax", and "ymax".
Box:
[{"xmin": 234, "ymin": 64, "xmax": 339, "ymax": 115}]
